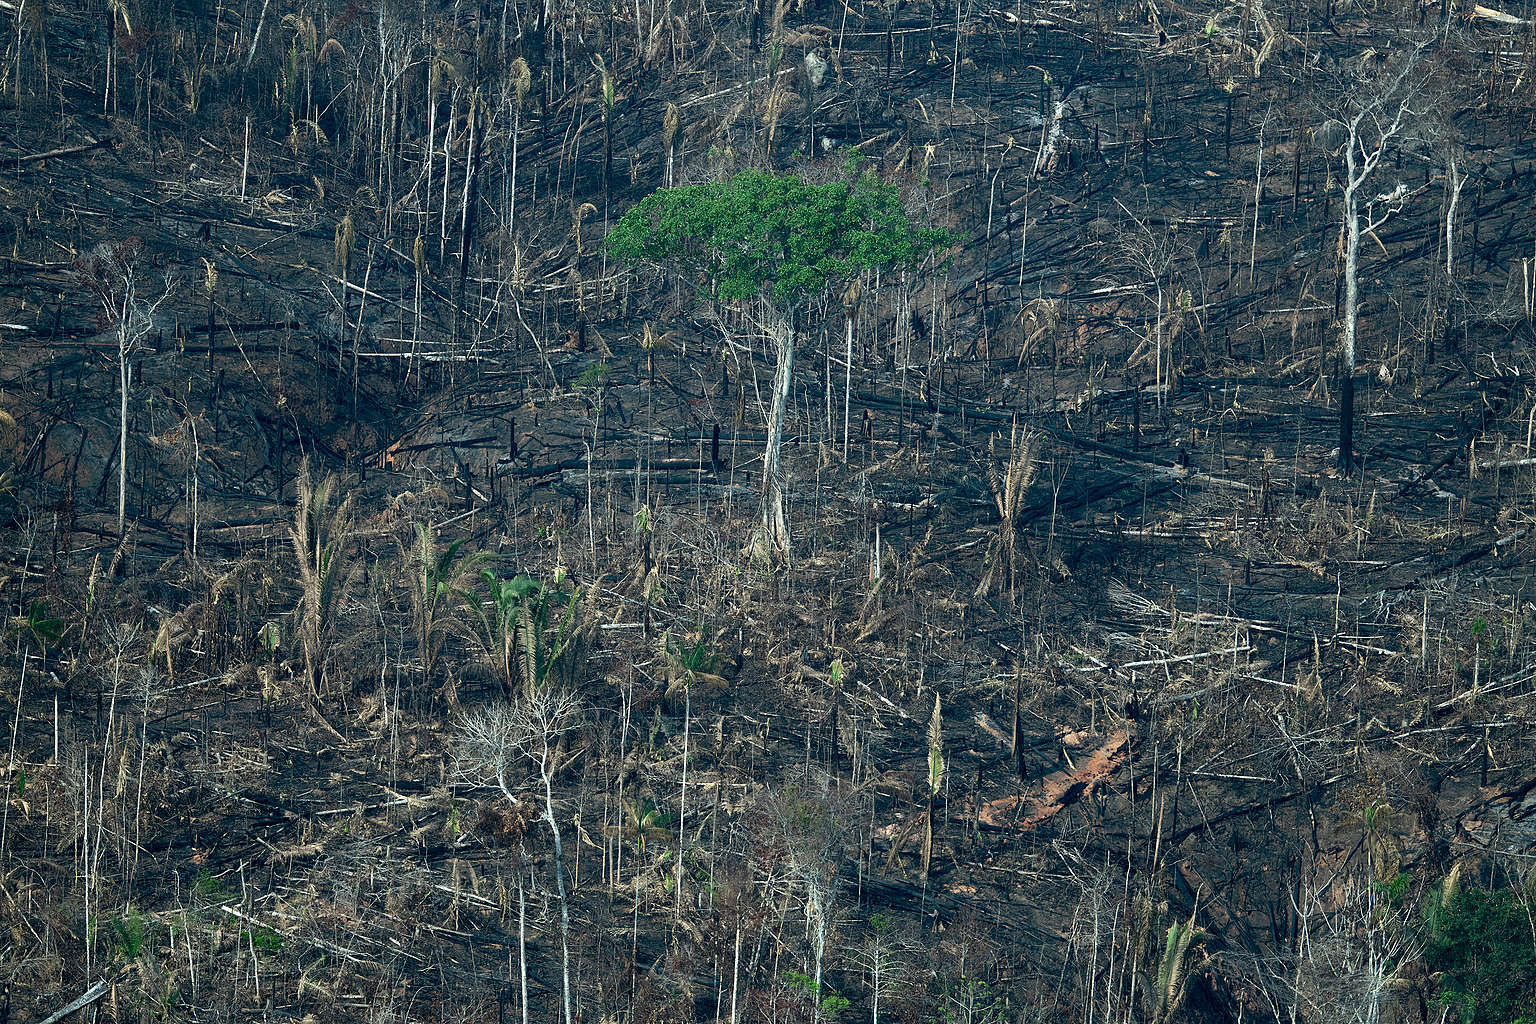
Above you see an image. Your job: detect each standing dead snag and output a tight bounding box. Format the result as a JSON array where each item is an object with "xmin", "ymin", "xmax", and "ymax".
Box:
[
  {"xmin": 74, "ymin": 238, "xmax": 175, "ymax": 535},
  {"xmin": 608, "ymin": 168, "xmax": 948, "ymax": 562},
  {"xmin": 1310, "ymin": 43, "xmax": 1431, "ymax": 473},
  {"xmin": 1117, "ymin": 215, "xmax": 1190, "ymax": 412},
  {"xmin": 457, "ymin": 689, "xmax": 583, "ymax": 1024}
]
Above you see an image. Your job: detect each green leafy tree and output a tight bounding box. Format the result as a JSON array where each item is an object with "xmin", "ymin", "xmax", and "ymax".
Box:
[{"xmin": 608, "ymin": 168, "xmax": 948, "ymax": 560}]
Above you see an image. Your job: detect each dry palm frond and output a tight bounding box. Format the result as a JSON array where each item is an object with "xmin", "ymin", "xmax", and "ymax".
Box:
[
  {"xmin": 573, "ymin": 202, "xmax": 598, "ymax": 257},
  {"xmin": 1107, "ymin": 580, "xmax": 1165, "ymax": 620},
  {"xmin": 510, "ymin": 58, "xmax": 532, "ymax": 108},
  {"xmin": 316, "ymin": 37, "xmax": 346, "ymax": 63},
  {"xmin": 663, "ymin": 102, "xmax": 680, "ymax": 150},
  {"xmin": 974, "ymin": 425, "xmax": 1042, "ymax": 604},
  {"xmin": 288, "ymin": 461, "xmax": 357, "ymax": 737},
  {"xmin": 333, "ymin": 214, "xmax": 355, "ymax": 276},
  {"xmin": 1015, "ymin": 296, "xmax": 1064, "ymax": 366}
]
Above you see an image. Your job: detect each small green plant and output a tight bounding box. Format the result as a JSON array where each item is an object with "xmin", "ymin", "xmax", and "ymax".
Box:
[
  {"xmin": 241, "ymin": 925, "xmax": 284, "ymax": 953},
  {"xmin": 782, "ymin": 971, "xmax": 850, "ymax": 1018},
  {"xmin": 459, "ymin": 570, "xmax": 581, "ymax": 696},
  {"xmin": 108, "ymin": 906, "xmax": 149, "ymax": 960},
  {"xmin": 193, "ymin": 869, "xmax": 236, "ymax": 906},
  {"xmin": 941, "ymin": 977, "xmax": 1007, "ymax": 1024},
  {"xmin": 574, "ymin": 361, "xmax": 611, "ymax": 391},
  {"xmin": 16, "ymin": 599, "xmax": 65, "ymax": 650},
  {"xmin": 257, "ymin": 621, "xmax": 281, "ymax": 660},
  {"xmin": 1142, "ymin": 917, "xmax": 1206, "ymax": 1024},
  {"xmin": 1373, "ymin": 870, "xmax": 1411, "ymax": 909},
  {"xmin": 625, "ymin": 796, "xmax": 672, "ymax": 856},
  {"xmin": 659, "ymin": 629, "xmax": 727, "ymax": 698}
]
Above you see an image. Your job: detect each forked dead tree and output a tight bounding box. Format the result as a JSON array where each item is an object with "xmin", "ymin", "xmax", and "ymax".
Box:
[
  {"xmin": 457, "ymin": 689, "xmax": 584, "ymax": 1024},
  {"xmin": 1312, "ymin": 43, "xmax": 1431, "ymax": 472},
  {"xmin": 75, "ymin": 238, "xmax": 175, "ymax": 535}
]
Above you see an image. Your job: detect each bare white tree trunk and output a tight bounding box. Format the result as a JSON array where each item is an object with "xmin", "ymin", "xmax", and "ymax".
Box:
[
  {"xmin": 1154, "ymin": 281, "xmax": 1164, "ymax": 409},
  {"xmin": 1249, "ymin": 114, "xmax": 1265, "ymax": 285},
  {"xmin": 762, "ymin": 315, "xmax": 795, "ymax": 559},
  {"xmin": 730, "ymin": 920, "xmax": 742, "ymax": 1024},
  {"xmin": 440, "ymin": 88, "xmax": 457, "ymax": 263},
  {"xmin": 1340, "ymin": 181, "xmax": 1360, "ymax": 472},
  {"xmin": 1326, "ymin": 45, "xmax": 1425, "ymax": 473},
  {"xmin": 118, "ymin": 334, "xmax": 130, "ymax": 533},
  {"xmin": 539, "ymin": 751, "xmax": 574, "ymax": 1024},
  {"xmin": 842, "ymin": 313, "xmax": 853, "ymax": 460},
  {"xmin": 518, "ymin": 860, "xmax": 530, "ymax": 1024},
  {"xmin": 1445, "ymin": 154, "xmax": 1464, "ymax": 278}
]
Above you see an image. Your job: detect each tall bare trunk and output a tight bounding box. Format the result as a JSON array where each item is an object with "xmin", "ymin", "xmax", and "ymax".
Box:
[
  {"xmin": 518, "ymin": 860, "xmax": 530, "ymax": 1024},
  {"xmin": 762, "ymin": 315, "xmax": 795, "ymax": 558},
  {"xmin": 118, "ymin": 335, "xmax": 130, "ymax": 533},
  {"xmin": 542, "ymin": 764, "xmax": 574, "ymax": 1024},
  {"xmin": 1445, "ymin": 155, "xmax": 1464, "ymax": 279},
  {"xmin": 1340, "ymin": 187, "xmax": 1360, "ymax": 474}
]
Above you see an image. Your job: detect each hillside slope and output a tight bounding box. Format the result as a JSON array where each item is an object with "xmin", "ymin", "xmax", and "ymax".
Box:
[{"xmin": 2, "ymin": 1, "xmax": 1535, "ymax": 1022}]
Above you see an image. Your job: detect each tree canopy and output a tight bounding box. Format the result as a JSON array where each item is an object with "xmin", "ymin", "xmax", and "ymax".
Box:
[{"xmin": 606, "ymin": 168, "xmax": 948, "ymax": 309}]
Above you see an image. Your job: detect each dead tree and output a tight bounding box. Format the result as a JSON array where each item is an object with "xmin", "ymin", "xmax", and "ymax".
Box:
[
  {"xmin": 457, "ymin": 689, "xmax": 584, "ymax": 1024},
  {"xmin": 1313, "ymin": 44, "xmax": 1431, "ymax": 473},
  {"xmin": 75, "ymin": 239, "xmax": 175, "ymax": 535}
]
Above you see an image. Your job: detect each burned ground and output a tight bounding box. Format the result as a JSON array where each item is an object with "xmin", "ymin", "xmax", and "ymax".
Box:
[{"xmin": 2, "ymin": 1, "xmax": 1535, "ymax": 1022}]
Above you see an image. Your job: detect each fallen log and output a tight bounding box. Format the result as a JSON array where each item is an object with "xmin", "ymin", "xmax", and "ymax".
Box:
[
  {"xmin": 978, "ymin": 730, "xmax": 1135, "ymax": 830},
  {"xmin": 32, "ymin": 969, "xmax": 123, "ymax": 1024},
  {"xmin": 8, "ymin": 136, "xmax": 116, "ymax": 169}
]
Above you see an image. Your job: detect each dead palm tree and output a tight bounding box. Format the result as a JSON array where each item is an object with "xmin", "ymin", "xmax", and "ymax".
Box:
[
  {"xmin": 288, "ymin": 460, "xmax": 357, "ymax": 741},
  {"xmin": 974, "ymin": 425, "xmax": 1041, "ymax": 605}
]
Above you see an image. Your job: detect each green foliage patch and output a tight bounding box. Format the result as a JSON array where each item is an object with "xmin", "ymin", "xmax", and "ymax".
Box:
[
  {"xmin": 607, "ymin": 169, "xmax": 949, "ymax": 310},
  {"xmin": 1425, "ymin": 883, "xmax": 1536, "ymax": 1024}
]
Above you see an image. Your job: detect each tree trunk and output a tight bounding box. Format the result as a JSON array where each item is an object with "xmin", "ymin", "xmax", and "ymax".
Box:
[
  {"xmin": 676, "ymin": 682, "xmax": 689, "ymax": 916},
  {"xmin": 762, "ymin": 315, "xmax": 795, "ymax": 558},
  {"xmin": 541, "ymin": 763, "xmax": 574, "ymax": 1024},
  {"xmin": 842, "ymin": 313, "xmax": 854, "ymax": 460},
  {"xmin": 508, "ymin": 109, "xmax": 521, "ymax": 230},
  {"xmin": 1340, "ymin": 188, "xmax": 1360, "ymax": 474},
  {"xmin": 518, "ymin": 861, "xmax": 530, "ymax": 1024},
  {"xmin": 118, "ymin": 333, "xmax": 129, "ymax": 534}
]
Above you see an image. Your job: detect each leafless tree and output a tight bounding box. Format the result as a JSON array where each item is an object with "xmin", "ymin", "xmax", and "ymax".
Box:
[
  {"xmin": 1312, "ymin": 43, "xmax": 1432, "ymax": 473},
  {"xmin": 751, "ymin": 769, "xmax": 856, "ymax": 1005},
  {"xmin": 457, "ymin": 689, "xmax": 584, "ymax": 1024},
  {"xmin": 850, "ymin": 918, "xmax": 913, "ymax": 1024},
  {"xmin": 75, "ymin": 239, "xmax": 176, "ymax": 534},
  {"xmin": 1291, "ymin": 875, "xmax": 1420, "ymax": 1024},
  {"xmin": 1116, "ymin": 213, "xmax": 1190, "ymax": 411}
]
